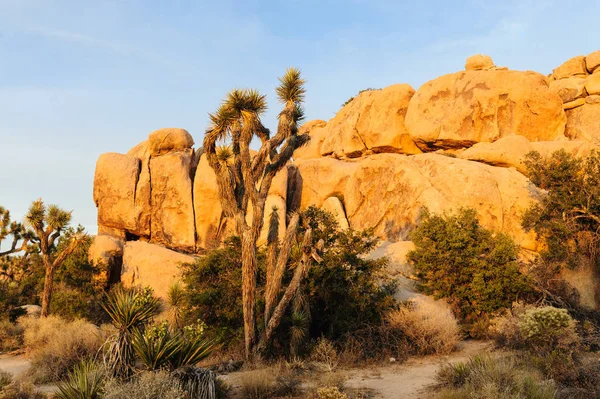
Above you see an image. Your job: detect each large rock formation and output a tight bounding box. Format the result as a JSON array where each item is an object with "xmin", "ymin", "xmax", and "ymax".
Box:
[
  {"xmin": 405, "ymin": 67, "xmax": 567, "ymax": 150},
  {"xmin": 91, "ymin": 51, "xmax": 600, "ymax": 306}
]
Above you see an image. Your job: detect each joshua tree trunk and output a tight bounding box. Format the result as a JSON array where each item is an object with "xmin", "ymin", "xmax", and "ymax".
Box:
[
  {"xmin": 241, "ymin": 230, "xmax": 258, "ymax": 355},
  {"xmin": 40, "ymin": 262, "xmax": 56, "ymax": 317}
]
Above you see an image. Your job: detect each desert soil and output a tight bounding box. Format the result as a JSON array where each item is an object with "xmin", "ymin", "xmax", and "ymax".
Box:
[{"xmin": 222, "ymin": 340, "xmax": 491, "ymax": 399}]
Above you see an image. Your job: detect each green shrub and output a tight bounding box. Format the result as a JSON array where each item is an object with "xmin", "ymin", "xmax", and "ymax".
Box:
[
  {"xmin": 181, "ymin": 207, "xmax": 396, "ymax": 351},
  {"xmin": 518, "ymin": 306, "xmax": 578, "ymax": 349},
  {"xmin": 408, "ymin": 208, "xmax": 534, "ymax": 334},
  {"xmin": 436, "ymin": 355, "xmax": 556, "ymax": 399},
  {"xmin": 19, "ymin": 316, "xmax": 105, "ymax": 383},
  {"xmin": 55, "ymin": 360, "xmax": 104, "ymax": 399}
]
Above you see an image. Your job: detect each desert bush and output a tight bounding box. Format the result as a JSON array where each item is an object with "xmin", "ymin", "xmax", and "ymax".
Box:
[
  {"xmin": 491, "ymin": 304, "xmax": 580, "ymax": 380},
  {"xmin": 19, "ymin": 315, "xmax": 104, "ymax": 383},
  {"xmin": 0, "ymin": 319, "xmax": 24, "ymax": 353},
  {"xmin": 240, "ymin": 369, "xmax": 275, "ymax": 399},
  {"xmin": 310, "ymin": 338, "xmax": 339, "ymax": 372},
  {"xmin": 0, "ymin": 371, "xmax": 12, "ymax": 390},
  {"xmin": 55, "ymin": 360, "xmax": 104, "ymax": 399},
  {"xmin": 518, "ymin": 306, "xmax": 579, "ymax": 350},
  {"xmin": 387, "ymin": 299, "xmax": 460, "ymax": 355},
  {"xmin": 181, "ymin": 207, "xmax": 396, "ymax": 354},
  {"xmin": 436, "ymin": 355, "xmax": 556, "ymax": 399},
  {"xmin": 102, "ymin": 371, "xmax": 186, "ymax": 399},
  {"xmin": 408, "ymin": 208, "xmax": 534, "ymax": 335},
  {"xmin": 0, "ymin": 382, "xmax": 46, "ymax": 399},
  {"xmin": 312, "ymin": 387, "xmax": 348, "ymax": 399}
]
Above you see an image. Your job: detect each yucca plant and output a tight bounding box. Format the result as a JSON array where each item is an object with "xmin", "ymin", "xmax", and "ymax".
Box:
[
  {"xmin": 55, "ymin": 360, "xmax": 104, "ymax": 399},
  {"xmin": 133, "ymin": 321, "xmax": 215, "ymax": 371},
  {"xmin": 167, "ymin": 281, "xmax": 185, "ymax": 330},
  {"xmin": 101, "ymin": 287, "xmax": 161, "ymax": 378},
  {"xmin": 131, "ymin": 323, "xmax": 180, "ymax": 371}
]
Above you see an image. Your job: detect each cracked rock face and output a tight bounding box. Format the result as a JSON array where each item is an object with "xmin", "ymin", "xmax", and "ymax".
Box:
[
  {"xmin": 295, "ymin": 84, "xmax": 421, "ymax": 160},
  {"xmin": 292, "ymin": 153, "xmax": 542, "ymax": 251},
  {"xmin": 405, "ymin": 70, "xmax": 567, "ymax": 150}
]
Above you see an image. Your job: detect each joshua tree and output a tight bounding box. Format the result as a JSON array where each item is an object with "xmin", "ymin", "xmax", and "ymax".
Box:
[
  {"xmin": 204, "ymin": 68, "xmax": 311, "ymax": 358},
  {"xmin": 0, "ymin": 206, "xmax": 31, "ymax": 257},
  {"xmin": 24, "ymin": 199, "xmax": 86, "ymax": 317}
]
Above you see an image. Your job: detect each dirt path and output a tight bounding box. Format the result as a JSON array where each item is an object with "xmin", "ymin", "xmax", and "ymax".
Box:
[
  {"xmin": 344, "ymin": 340, "xmax": 491, "ymax": 398},
  {"xmin": 0, "ymin": 353, "xmax": 57, "ymax": 394}
]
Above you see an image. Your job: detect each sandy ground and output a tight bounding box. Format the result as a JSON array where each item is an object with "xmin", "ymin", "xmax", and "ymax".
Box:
[
  {"xmin": 0, "ymin": 353, "xmax": 57, "ymax": 394},
  {"xmin": 343, "ymin": 340, "xmax": 491, "ymax": 398},
  {"xmin": 222, "ymin": 340, "xmax": 491, "ymax": 399}
]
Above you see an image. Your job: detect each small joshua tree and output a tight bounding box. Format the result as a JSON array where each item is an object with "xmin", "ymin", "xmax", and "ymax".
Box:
[{"xmin": 24, "ymin": 199, "xmax": 86, "ymax": 317}]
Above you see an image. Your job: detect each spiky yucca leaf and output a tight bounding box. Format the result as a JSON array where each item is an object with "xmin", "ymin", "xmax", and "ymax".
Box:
[
  {"xmin": 46, "ymin": 204, "xmax": 72, "ymax": 230},
  {"xmin": 292, "ymin": 104, "xmax": 305, "ymax": 124},
  {"xmin": 132, "ymin": 325, "xmax": 180, "ymax": 371},
  {"xmin": 216, "ymin": 146, "xmax": 233, "ymax": 163},
  {"xmin": 102, "ymin": 287, "xmax": 161, "ymax": 331},
  {"xmin": 225, "ymin": 88, "xmax": 267, "ymax": 115},
  {"xmin": 169, "ymin": 335, "xmax": 215, "ymax": 370},
  {"xmin": 276, "ymin": 68, "xmax": 306, "ymax": 104},
  {"xmin": 102, "ymin": 287, "xmax": 161, "ymax": 377},
  {"xmin": 24, "ymin": 199, "xmax": 46, "ymax": 230},
  {"xmin": 55, "ymin": 360, "xmax": 104, "ymax": 399}
]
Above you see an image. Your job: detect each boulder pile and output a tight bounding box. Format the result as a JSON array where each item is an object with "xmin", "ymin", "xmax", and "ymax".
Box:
[{"xmin": 91, "ymin": 52, "xmax": 600, "ymax": 307}]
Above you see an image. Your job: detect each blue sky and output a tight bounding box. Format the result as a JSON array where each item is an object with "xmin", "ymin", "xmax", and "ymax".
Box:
[{"xmin": 1, "ymin": 0, "xmax": 599, "ymax": 233}]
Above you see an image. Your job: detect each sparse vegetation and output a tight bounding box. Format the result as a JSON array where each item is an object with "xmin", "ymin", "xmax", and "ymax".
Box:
[
  {"xmin": 20, "ymin": 315, "xmax": 105, "ymax": 383},
  {"xmin": 340, "ymin": 88, "xmax": 380, "ymax": 108},
  {"xmin": 0, "ymin": 382, "xmax": 47, "ymax": 399},
  {"xmin": 102, "ymin": 371, "xmax": 186, "ymax": 399},
  {"xmin": 387, "ymin": 299, "xmax": 460, "ymax": 355},
  {"xmin": 436, "ymin": 355, "xmax": 556, "ymax": 399}
]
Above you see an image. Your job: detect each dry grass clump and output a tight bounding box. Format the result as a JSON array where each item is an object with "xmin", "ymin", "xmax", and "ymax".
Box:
[
  {"xmin": 310, "ymin": 338, "xmax": 339, "ymax": 372},
  {"xmin": 102, "ymin": 370, "xmax": 186, "ymax": 399},
  {"xmin": 0, "ymin": 319, "xmax": 24, "ymax": 353},
  {"xmin": 19, "ymin": 315, "xmax": 106, "ymax": 383},
  {"xmin": 311, "ymin": 386, "xmax": 348, "ymax": 399},
  {"xmin": 436, "ymin": 355, "xmax": 556, "ymax": 399},
  {"xmin": 0, "ymin": 381, "xmax": 47, "ymax": 399},
  {"xmin": 240, "ymin": 369, "xmax": 276, "ymax": 399},
  {"xmin": 0, "ymin": 370, "xmax": 12, "ymax": 390},
  {"xmin": 387, "ymin": 299, "xmax": 460, "ymax": 355}
]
